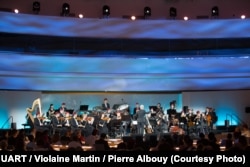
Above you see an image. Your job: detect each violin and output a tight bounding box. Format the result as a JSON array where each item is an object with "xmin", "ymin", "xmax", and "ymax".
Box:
[
  {"xmin": 58, "ymin": 116, "xmax": 65, "ymax": 121},
  {"xmin": 64, "ymin": 116, "xmax": 72, "ymax": 120},
  {"xmin": 38, "ymin": 116, "xmax": 46, "ymax": 120}
]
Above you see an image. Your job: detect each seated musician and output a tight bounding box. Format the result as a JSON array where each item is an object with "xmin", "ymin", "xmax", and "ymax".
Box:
[
  {"xmin": 34, "ymin": 111, "xmax": 50, "ymax": 132},
  {"xmin": 101, "ymin": 110, "xmax": 112, "ymax": 123},
  {"xmin": 154, "ymin": 118, "xmax": 168, "ymax": 134},
  {"xmin": 51, "ymin": 112, "xmax": 63, "ymax": 127},
  {"xmin": 51, "ymin": 111, "xmax": 66, "ymax": 135},
  {"xmin": 62, "ymin": 111, "xmax": 71, "ymax": 128},
  {"xmin": 70, "ymin": 112, "xmax": 83, "ymax": 132}
]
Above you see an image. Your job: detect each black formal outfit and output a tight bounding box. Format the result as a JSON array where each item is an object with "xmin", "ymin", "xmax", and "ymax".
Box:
[
  {"xmin": 167, "ymin": 108, "xmax": 177, "ymax": 130},
  {"xmin": 70, "ymin": 117, "xmax": 83, "ymax": 133},
  {"xmin": 34, "ymin": 117, "xmax": 50, "ymax": 132},
  {"xmin": 102, "ymin": 102, "xmax": 110, "ymax": 110},
  {"xmin": 51, "ymin": 116, "xmax": 66, "ymax": 135},
  {"xmin": 58, "ymin": 106, "xmax": 67, "ymax": 117},
  {"xmin": 134, "ymin": 109, "xmax": 149, "ymax": 135}
]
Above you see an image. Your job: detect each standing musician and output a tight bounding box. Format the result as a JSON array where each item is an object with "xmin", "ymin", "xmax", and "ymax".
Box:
[
  {"xmin": 179, "ymin": 110, "xmax": 188, "ymax": 130},
  {"xmin": 102, "ymin": 98, "xmax": 110, "ymax": 110},
  {"xmin": 58, "ymin": 102, "xmax": 67, "ymax": 117},
  {"xmin": 186, "ymin": 108, "xmax": 195, "ymax": 134},
  {"xmin": 147, "ymin": 107, "xmax": 158, "ymax": 131},
  {"xmin": 155, "ymin": 103, "xmax": 164, "ymax": 122},
  {"xmin": 167, "ymin": 101, "xmax": 177, "ymax": 130},
  {"xmin": 204, "ymin": 107, "xmax": 217, "ymax": 131},
  {"xmin": 46, "ymin": 104, "xmax": 55, "ymax": 120},
  {"xmin": 131, "ymin": 103, "xmax": 140, "ymax": 134},
  {"xmin": 194, "ymin": 111, "xmax": 206, "ymax": 134}
]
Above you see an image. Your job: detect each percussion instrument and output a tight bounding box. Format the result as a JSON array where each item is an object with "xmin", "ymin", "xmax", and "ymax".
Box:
[{"xmin": 117, "ymin": 104, "xmax": 129, "ymax": 111}]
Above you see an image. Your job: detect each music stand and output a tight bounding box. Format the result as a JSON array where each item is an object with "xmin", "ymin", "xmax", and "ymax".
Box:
[
  {"xmin": 149, "ymin": 106, "xmax": 157, "ymax": 111},
  {"xmin": 80, "ymin": 105, "xmax": 89, "ymax": 111},
  {"xmin": 66, "ymin": 109, "xmax": 74, "ymax": 115}
]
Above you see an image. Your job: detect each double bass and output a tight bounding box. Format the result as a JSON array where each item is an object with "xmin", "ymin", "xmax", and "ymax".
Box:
[{"xmin": 206, "ymin": 114, "xmax": 212, "ymax": 126}]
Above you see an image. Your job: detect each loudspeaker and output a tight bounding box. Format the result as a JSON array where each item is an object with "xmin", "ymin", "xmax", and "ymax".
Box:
[
  {"xmin": 245, "ymin": 107, "xmax": 250, "ymax": 113},
  {"xmin": 225, "ymin": 120, "xmax": 230, "ymax": 128},
  {"xmin": 11, "ymin": 123, "xmax": 16, "ymax": 129}
]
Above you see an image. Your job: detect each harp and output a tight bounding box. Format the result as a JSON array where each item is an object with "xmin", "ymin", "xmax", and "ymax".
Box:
[{"xmin": 26, "ymin": 98, "xmax": 42, "ymax": 126}]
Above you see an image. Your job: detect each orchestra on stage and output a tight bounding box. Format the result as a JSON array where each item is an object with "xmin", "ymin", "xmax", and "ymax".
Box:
[{"xmin": 26, "ymin": 98, "xmax": 218, "ymax": 138}]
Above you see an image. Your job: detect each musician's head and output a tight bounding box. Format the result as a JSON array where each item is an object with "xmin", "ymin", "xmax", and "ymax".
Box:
[
  {"xmin": 157, "ymin": 103, "xmax": 161, "ymax": 107},
  {"xmin": 65, "ymin": 111, "xmax": 70, "ymax": 117},
  {"xmin": 104, "ymin": 98, "xmax": 108, "ymax": 102},
  {"xmin": 73, "ymin": 112, "xmax": 77, "ymax": 118},
  {"xmin": 170, "ymin": 102, "xmax": 175, "ymax": 109},
  {"xmin": 55, "ymin": 112, "xmax": 60, "ymax": 117},
  {"xmin": 50, "ymin": 104, "xmax": 54, "ymax": 108},
  {"xmin": 61, "ymin": 102, "xmax": 66, "ymax": 107},
  {"xmin": 136, "ymin": 102, "xmax": 139, "ymax": 107}
]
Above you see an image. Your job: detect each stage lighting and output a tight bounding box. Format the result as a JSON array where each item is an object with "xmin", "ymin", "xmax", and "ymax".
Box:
[
  {"xmin": 33, "ymin": 1, "xmax": 40, "ymax": 14},
  {"xmin": 169, "ymin": 7, "xmax": 177, "ymax": 18},
  {"xmin": 14, "ymin": 9, "xmax": 19, "ymax": 14},
  {"xmin": 131, "ymin": 16, "xmax": 136, "ymax": 20},
  {"xmin": 144, "ymin": 6, "xmax": 151, "ymax": 18},
  {"xmin": 62, "ymin": 3, "xmax": 70, "ymax": 16},
  {"xmin": 241, "ymin": 15, "xmax": 246, "ymax": 19},
  {"xmin": 103, "ymin": 5, "xmax": 110, "ymax": 18},
  {"xmin": 211, "ymin": 6, "xmax": 219, "ymax": 17}
]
